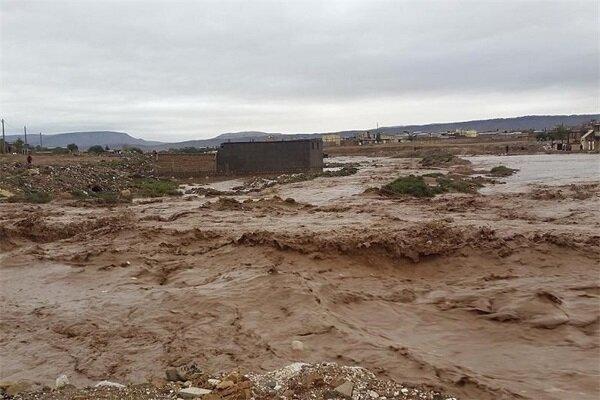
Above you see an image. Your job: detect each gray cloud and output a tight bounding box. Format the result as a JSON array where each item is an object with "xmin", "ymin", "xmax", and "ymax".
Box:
[{"xmin": 1, "ymin": 0, "xmax": 598, "ymax": 140}]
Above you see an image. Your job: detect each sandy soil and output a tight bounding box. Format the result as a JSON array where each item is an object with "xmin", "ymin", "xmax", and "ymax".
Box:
[{"xmin": 1, "ymin": 155, "xmax": 599, "ymax": 400}]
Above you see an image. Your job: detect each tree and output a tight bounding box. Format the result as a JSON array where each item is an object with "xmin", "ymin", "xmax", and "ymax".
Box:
[
  {"xmin": 67, "ymin": 143, "xmax": 79, "ymax": 153},
  {"xmin": 123, "ymin": 146, "xmax": 143, "ymax": 154},
  {"xmin": 88, "ymin": 145, "xmax": 105, "ymax": 154},
  {"xmin": 13, "ymin": 138, "xmax": 24, "ymax": 153},
  {"xmin": 549, "ymin": 124, "xmax": 569, "ymax": 142},
  {"xmin": 52, "ymin": 147, "xmax": 70, "ymax": 154}
]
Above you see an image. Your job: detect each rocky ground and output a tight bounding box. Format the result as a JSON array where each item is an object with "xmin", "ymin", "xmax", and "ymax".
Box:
[
  {"xmin": 0, "ymin": 154, "xmax": 158, "ymax": 202},
  {"xmin": 2, "ymin": 362, "xmax": 456, "ymax": 399},
  {"xmin": 1, "ymin": 154, "xmax": 599, "ymax": 400}
]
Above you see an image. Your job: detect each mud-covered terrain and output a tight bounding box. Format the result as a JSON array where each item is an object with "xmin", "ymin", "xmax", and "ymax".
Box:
[{"xmin": 1, "ymin": 156, "xmax": 599, "ymax": 400}]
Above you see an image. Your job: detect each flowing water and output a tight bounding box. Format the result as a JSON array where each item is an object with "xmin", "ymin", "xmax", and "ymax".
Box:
[{"xmin": 466, "ymin": 153, "xmax": 600, "ymax": 193}]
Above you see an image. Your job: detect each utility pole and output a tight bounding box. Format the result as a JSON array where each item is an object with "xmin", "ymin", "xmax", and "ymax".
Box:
[
  {"xmin": 40, "ymin": 132, "xmax": 43, "ymax": 148},
  {"xmin": 1, "ymin": 118, "xmax": 5, "ymax": 154},
  {"xmin": 24, "ymin": 125, "xmax": 28, "ymax": 152}
]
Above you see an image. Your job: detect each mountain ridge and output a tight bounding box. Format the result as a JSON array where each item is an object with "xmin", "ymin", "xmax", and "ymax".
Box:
[{"xmin": 3, "ymin": 114, "xmax": 598, "ymax": 150}]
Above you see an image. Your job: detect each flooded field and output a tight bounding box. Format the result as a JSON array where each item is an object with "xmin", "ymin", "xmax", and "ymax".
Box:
[
  {"xmin": 1, "ymin": 154, "xmax": 599, "ymax": 400},
  {"xmin": 467, "ymin": 153, "xmax": 600, "ymax": 193}
]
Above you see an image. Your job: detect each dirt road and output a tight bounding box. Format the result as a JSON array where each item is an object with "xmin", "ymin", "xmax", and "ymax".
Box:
[{"xmin": 1, "ymin": 155, "xmax": 598, "ymax": 399}]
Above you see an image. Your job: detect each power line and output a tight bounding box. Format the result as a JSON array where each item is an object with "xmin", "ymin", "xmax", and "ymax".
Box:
[{"xmin": 1, "ymin": 119, "xmax": 5, "ymax": 154}]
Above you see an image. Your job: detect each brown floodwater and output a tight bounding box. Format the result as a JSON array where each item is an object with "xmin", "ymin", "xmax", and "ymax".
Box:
[{"xmin": 1, "ymin": 155, "xmax": 598, "ymax": 400}]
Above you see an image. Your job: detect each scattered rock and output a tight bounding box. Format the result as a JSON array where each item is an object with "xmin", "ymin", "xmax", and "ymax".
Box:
[
  {"xmin": 178, "ymin": 387, "xmax": 212, "ymax": 398},
  {"xmin": 216, "ymin": 380, "xmax": 234, "ymax": 389},
  {"xmin": 369, "ymin": 389, "xmax": 380, "ymax": 398},
  {"xmin": 95, "ymin": 380, "xmax": 126, "ymax": 388},
  {"xmin": 166, "ymin": 367, "xmax": 186, "ymax": 382},
  {"xmin": 334, "ymin": 380, "xmax": 354, "ymax": 398},
  {"xmin": 265, "ymin": 380, "xmax": 277, "ymax": 389},
  {"xmin": 55, "ymin": 374, "xmax": 69, "ymax": 389},
  {"xmin": 207, "ymin": 378, "xmax": 221, "ymax": 387}
]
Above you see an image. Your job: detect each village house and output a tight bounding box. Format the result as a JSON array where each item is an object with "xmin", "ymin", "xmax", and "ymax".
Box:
[
  {"xmin": 580, "ymin": 123, "xmax": 600, "ymax": 151},
  {"xmin": 321, "ymin": 134, "xmax": 342, "ymax": 146}
]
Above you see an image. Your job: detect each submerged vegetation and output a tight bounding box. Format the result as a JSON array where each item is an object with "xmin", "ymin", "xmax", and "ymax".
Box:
[
  {"xmin": 381, "ymin": 173, "xmax": 482, "ymax": 198},
  {"xmin": 419, "ymin": 151, "xmax": 470, "ymax": 167},
  {"xmin": 6, "ymin": 190, "xmax": 53, "ymax": 204},
  {"xmin": 134, "ymin": 178, "xmax": 182, "ymax": 197},
  {"xmin": 70, "ymin": 189, "xmax": 127, "ymax": 205},
  {"xmin": 276, "ymin": 165, "xmax": 359, "ymax": 185},
  {"xmin": 489, "ymin": 165, "xmax": 518, "ymax": 177}
]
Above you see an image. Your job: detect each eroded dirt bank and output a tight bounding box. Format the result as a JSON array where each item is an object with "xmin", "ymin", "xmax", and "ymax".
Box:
[{"xmin": 1, "ymin": 156, "xmax": 599, "ymax": 400}]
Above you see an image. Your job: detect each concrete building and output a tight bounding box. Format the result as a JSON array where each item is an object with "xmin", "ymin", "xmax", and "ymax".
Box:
[
  {"xmin": 379, "ymin": 134, "xmax": 400, "ymax": 143},
  {"xmin": 322, "ymin": 134, "xmax": 342, "ymax": 146},
  {"xmin": 455, "ymin": 129, "xmax": 479, "ymax": 138},
  {"xmin": 580, "ymin": 123, "xmax": 600, "ymax": 151},
  {"xmin": 217, "ymin": 139, "xmax": 323, "ymax": 175}
]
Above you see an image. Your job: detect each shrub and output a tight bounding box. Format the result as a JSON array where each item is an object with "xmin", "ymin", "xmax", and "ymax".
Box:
[
  {"xmin": 382, "ymin": 174, "xmax": 482, "ymax": 198},
  {"xmin": 134, "ymin": 178, "xmax": 181, "ymax": 197},
  {"xmin": 70, "ymin": 189, "xmax": 128, "ymax": 204},
  {"xmin": 489, "ymin": 165, "xmax": 518, "ymax": 177},
  {"xmin": 419, "ymin": 151, "xmax": 470, "ymax": 167},
  {"xmin": 88, "ymin": 145, "xmax": 105, "ymax": 154},
  {"xmin": 321, "ymin": 165, "xmax": 359, "ymax": 177},
  {"xmin": 382, "ymin": 175, "xmax": 437, "ymax": 198},
  {"xmin": 20, "ymin": 190, "xmax": 52, "ymax": 203},
  {"xmin": 51, "ymin": 147, "xmax": 70, "ymax": 154},
  {"xmin": 124, "ymin": 146, "xmax": 143, "ymax": 154}
]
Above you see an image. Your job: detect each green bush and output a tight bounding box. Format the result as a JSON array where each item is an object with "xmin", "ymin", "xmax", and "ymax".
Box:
[
  {"xmin": 88, "ymin": 145, "xmax": 105, "ymax": 154},
  {"xmin": 419, "ymin": 151, "xmax": 470, "ymax": 167},
  {"xmin": 321, "ymin": 165, "xmax": 358, "ymax": 177},
  {"xmin": 134, "ymin": 178, "xmax": 181, "ymax": 197},
  {"xmin": 92, "ymin": 191, "xmax": 122, "ymax": 204},
  {"xmin": 383, "ymin": 175, "xmax": 438, "ymax": 198},
  {"xmin": 489, "ymin": 165, "xmax": 517, "ymax": 177},
  {"xmin": 382, "ymin": 174, "xmax": 481, "ymax": 198},
  {"xmin": 51, "ymin": 147, "xmax": 70, "ymax": 154},
  {"xmin": 124, "ymin": 146, "xmax": 143, "ymax": 154},
  {"xmin": 22, "ymin": 190, "xmax": 52, "ymax": 203},
  {"xmin": 70, "ymin": 189, "xmax": 128, "ymax": 204}
]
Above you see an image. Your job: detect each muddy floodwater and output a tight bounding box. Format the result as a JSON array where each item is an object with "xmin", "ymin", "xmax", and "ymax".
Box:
[
  {"xmin": 466, "ymin": 153, "xmax": 600, "ymax": 193},
  {"xmin": 1, "ymin": 155, "xmax": 599, "ymax": 400}
]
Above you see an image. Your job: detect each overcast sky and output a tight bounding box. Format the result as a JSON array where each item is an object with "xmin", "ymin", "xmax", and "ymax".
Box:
[{"xmin": 0, "ymin": 0, "xmax": 598, "ymax": 140}]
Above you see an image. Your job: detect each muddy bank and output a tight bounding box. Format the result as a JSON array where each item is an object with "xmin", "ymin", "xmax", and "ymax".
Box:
[
  {"xmin": 3, "ymin": 362, "xmax": 457, "ymax": 400},
  {"xmin": 1, "ymin": 155, "xmax": 599, "ymax": 400}
]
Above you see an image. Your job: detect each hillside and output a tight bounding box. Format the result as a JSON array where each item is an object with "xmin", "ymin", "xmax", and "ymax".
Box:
[
  {"xmin": 370, "ymin": 114, "xmax": 600, "ymax": 136},
  {"xmin": 2, "ymin": 114, "xmax": 597, "ymax": 150},
  {"xmin": 2, "ymin": 131, "xmax": 160, "ymax": 150}
]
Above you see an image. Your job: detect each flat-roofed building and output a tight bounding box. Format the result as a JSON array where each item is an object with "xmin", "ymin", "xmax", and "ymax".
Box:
[
  {"xmin": 322, "ymin": 134, "xmax": 342, "ymax": 146},
  {"xmin": 217, "ymin": 139, "xmax": 323, "ymax": 175}
]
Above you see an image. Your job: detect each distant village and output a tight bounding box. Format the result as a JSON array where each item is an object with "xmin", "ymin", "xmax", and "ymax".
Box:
[
  {"xmin": 1, "ymin": 120, "xmax": 599, "ymax": 155},
  {"xmin": 319, "ymin": 120, "xmax": 599, "ymax": 151}
]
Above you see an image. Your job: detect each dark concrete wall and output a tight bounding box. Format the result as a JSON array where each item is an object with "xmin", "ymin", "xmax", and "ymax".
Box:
[{"xmin": 217, "ymin": 139, "xmax": 323, "ymax": 175}]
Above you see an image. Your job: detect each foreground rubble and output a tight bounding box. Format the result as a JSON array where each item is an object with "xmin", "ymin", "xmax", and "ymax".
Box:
[{"xmin": 1, "ymin": 363, "xmax": 456, "ymax": 400}]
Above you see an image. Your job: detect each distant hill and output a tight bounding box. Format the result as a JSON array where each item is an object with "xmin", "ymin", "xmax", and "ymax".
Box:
[
  {"xmin": 368, "ymin": 114, "xmax": 600, "ymax": 136},
  {"xmin": 3, "ymin": 114, "xmax": 598, "ymax": 150},
  {"xmin": 3, "ymin": 131, "xmax": 161, "ymax": 150}
]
